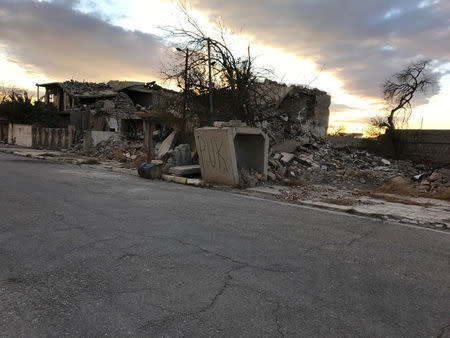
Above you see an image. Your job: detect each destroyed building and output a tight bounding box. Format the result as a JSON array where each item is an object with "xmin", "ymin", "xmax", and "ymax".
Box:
[
  {"xmin": 255, "ymin": 79, "xmax": 331, "ymax": 141},
  {"xmin": 36, "ymin": 80, "xmax": 179, "ymax": 138}
]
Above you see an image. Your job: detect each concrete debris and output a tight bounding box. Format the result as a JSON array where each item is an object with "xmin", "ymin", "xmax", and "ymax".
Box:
[
  {"xmin": 172, "ymin": 144, "xmax": 192, "ymax": 166},
  {"xmin": 113, "ymin": 92, "xmax": 136, "ymax": 119},
  {"xmin": 389, "ymin": 176, "xmax": 409, "ymax": 186},
  {"xmin": 255, "ymin": 80, "xmax": 330, "ymax": 141},
  {"xmin": 266, "ymin": 129, "xmax": 450, "ymax": 204},
  {"xmin": 239, "ymin": 169, "xmax": 261, "ymax": 188},
  {"xmin": 169, "ymin": 165, "xmax": 201, "ymax": 176},
  {"xmin": 213, "ymin": 120, "xmax": 247, "ymax": 128},
  {"xmin": 272, "ymin": 140, "xmax": 302, "ymax": 153},
  {"xmin": 264, "ymin": 130, "xmax": 434, "ymax": 194},
  {"xmin": 72, "ymin": 137, "xmax": 146, "ymax": 163},
  {"xmin": 280, "ymin": 152, "xmax": 295, "ymax": 164},
  {"xmin": 157, "ymin": 131, "xmax": 178, "ymax": 159},
  {"xmin": 267, "ymin": 172, "xmax": 277, "ymax": 181}
]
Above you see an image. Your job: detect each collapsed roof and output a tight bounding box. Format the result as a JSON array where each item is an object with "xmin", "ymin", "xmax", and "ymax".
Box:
[{"xmin": 37, "ymin": 80, "xmax": 169, "ymax": 99}]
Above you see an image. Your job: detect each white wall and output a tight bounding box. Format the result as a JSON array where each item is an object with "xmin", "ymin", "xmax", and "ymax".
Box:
[{"xmin": 8, "ymin": 124, "xmax": 32, "ymax": 148}]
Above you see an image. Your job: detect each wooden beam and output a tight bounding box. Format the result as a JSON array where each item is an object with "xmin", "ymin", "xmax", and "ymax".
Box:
[{"xmin": 143, "ymin": 120, "xmax": 154, "ymax": 161}]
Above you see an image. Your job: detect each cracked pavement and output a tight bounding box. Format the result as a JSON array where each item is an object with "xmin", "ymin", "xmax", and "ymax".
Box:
[{"xmin": 0, "ymin": 152, "xmax": 449, "ymax": 337}]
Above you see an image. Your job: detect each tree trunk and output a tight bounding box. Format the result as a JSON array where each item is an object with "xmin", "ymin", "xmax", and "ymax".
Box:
[{"xmin": 388, "ymin": 111, "xmax": 396, "ymax": 131}]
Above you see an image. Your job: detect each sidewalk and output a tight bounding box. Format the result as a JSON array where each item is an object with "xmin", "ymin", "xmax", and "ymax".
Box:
[
  {"xmin": 244, "ymin": 185, "xmax": 450, "ymax": 230},
  {"xmin": 0, "ymin": 145, "xmax": 125, "ymax": 170}
]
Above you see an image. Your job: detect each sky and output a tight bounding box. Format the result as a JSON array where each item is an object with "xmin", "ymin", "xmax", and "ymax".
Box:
[{"xmin": 0, "ymin": 0, "xmax": 449, "ymax": 133}]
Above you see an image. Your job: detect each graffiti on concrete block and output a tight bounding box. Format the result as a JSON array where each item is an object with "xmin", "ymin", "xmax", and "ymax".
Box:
[{"xmin": 196, "ymin": 134, "xmax": 230, "ymax": 173}]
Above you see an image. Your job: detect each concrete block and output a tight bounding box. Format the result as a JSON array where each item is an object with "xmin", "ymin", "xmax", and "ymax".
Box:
[
  {"xmin": 162, "ymin": 175, "xmax": 187, "ymax": 184},
  {"xmin": 173, "ymin": 176, "xmax": 187, "ymax": 184},
  {"xmin": 186, "ymin": 178, "xmax": 203, "ymax": 186},
  {"xmin": 169, "ymin": 165, "xmax": 201, "ymax": 176},
  {"xmin": 173, "ymin": 144, "xmax": 191, "ymax": 166},
  {"xmin": 195, "ymin": 126, "xmax": 268, "ymax": 186},
  {"xmin": 162, "ymin": 174, "xmax": 175, "ymax": 182},
  {"xmin": 157, "ymin": 131, "xmax": 178, "ymax": 159},
  {"xmin": 280, "ymin": 152, "xmax": 295, "ymax": 163}
]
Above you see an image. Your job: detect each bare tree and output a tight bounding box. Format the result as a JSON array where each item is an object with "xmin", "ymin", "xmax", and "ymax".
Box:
[
  {"xmin": 363, "ymin": 117, "xmax": 387, "ymax": 138},
  {"xmin": 382, "ymin": 59, "xmax": 436, "ymax": 131},
  {"xmin": 161, "ymin": 3, "xmax": 271, "ymax": 125},
  {"xmin": 0, "ymin": 83, "xmax": 20, "ymax": 102}
]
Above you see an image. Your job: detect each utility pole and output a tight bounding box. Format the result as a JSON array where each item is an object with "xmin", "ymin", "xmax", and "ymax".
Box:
[
  {"xmin": 207, "ymin": 38, "xmax": 214, "ymax": 121},
  {"xmin": 177, "ymin": 47, "xmax": 190, "ymax": 133},
  {"xmin": 183, "ymin": 48, "xmax": 189, "ymax": 124}
]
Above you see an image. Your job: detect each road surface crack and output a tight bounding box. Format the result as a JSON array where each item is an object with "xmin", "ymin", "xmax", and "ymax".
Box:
[
  {"xmin": 347, "ymin": 227, "xmax": 376, "ymax": 246},
  {"xmin": 272, "ymin": 301, "xmax": 285, "ymax": 338},
  {"xmin": 437, "ymin": 323, "xmax": 450, "ymax": 338},
  {"xmin": 63, "ymin": 236, "xmax": 121, "ymax": 256},
  {"xmin": 113, "ymin": 230, "xmax": 294, "ymax": 274},
  {"xmin": 194, "ymin": 264, "xmax": 247, "ymax": 315}
]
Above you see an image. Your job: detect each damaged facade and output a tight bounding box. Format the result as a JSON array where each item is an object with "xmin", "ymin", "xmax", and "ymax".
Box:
[
  {"xmin": 36, "ymin": 80, "xmax": 179, "ymax": 139},
  {"xmin": 33, "ymin": 78, "xmax": 335, "ymax": 187}
]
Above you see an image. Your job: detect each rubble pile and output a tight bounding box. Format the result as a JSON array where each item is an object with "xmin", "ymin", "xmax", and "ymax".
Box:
[
  {"xmin": 381, "ymin": 169, "xmax": 450, "ymax": 197},
  {"xmin": 72, "ymin": 138, "xmax": 147, "ymax": 164},
  {"xmin": 260, "ymin": 129, "xmax": 450, "ymax": 201},
  {"xmin": 418, "ymin": 168, "xmax": 450, "ymax": 193},
  {"xmin": 270, "ymin": 140, "xmax": 418, "ymax": 187},
  {"xmin": 61, "ymin": 80, "xmax": 112, "ymax": 96},
  {"xmin": 113, "ymin": 92, "xmax": 139, "ymax": 118},
  {"xmin": 257, "ymin": 104, "xmax": 322, "ymax": 144}
]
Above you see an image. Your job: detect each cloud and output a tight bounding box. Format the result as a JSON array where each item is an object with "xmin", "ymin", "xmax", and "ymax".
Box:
[
  {"xmin": 191, "ymin": 0, "xmax": 450, "ymax": 99},
  {"xmin": 0, "ymin": 0, "xmax": 166, "ymax": 83}
]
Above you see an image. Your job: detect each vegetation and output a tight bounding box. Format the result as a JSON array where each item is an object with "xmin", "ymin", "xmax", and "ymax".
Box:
[
  {"xmin": 0, "ymin": 90, "xmax": 65, "ymax": 128},
  {"xmin": 161, "ymin": 3, "xmax": 271, "ymax": 126},
  {"xmin": 328, "ymin": 124, "xmax": 346, "ymax": 136},
  {"xmin": 381, "ymin": 59, "xmax": 436, "ymax": 131}
]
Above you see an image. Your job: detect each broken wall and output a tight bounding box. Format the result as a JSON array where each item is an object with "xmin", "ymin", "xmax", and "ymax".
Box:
[
  {"xmin": 277, "ymin": 89, "xmax": 330, "ymax": 138},
  {"xmin": 255, "ymin": 81, "xmax": 331, "ymax": 142},
  {"xmin": 8, "ymin": 123, "xmax": 32, "ymax": 147},
  {"xmin": 8, "ymin": 123, "xmax": 75, "ymax": 150},
  {"xmin": 83, "ymin": 130, "xmax": 120, "ymax": 150}
]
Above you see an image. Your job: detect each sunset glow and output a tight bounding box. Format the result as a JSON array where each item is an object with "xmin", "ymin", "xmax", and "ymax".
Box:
[{"xmin": 1, "ymin": 0, "xmax": 449, "ymax": 132}]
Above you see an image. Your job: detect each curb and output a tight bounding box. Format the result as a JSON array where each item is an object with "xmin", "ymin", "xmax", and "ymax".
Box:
[
  {"xmin": 234, "ymin": 188, "xmax": 449, "ymax": 231},
  {"xmin": 293, "ymin": 200, "xmax": 449, "ymax": 230},
  {"xmin": 161, "ymin": 174, "xmax": 204, "ymax": 187},
  {"xmin": 284, "ymin": 197, "xmax": 449, "ymax": 230}
]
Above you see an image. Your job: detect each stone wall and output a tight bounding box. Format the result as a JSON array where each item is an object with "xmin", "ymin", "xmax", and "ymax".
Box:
[
  {"xmin": 327, "ymin": 135, "xmax": 379, "ymax": 152},
  {"xmin": 389, "ymin": 130, "xmax": 450, "ymax": 165},
  {"xmin": 328, "ymin": 130, "xmax": 450, "ymax": 166}
]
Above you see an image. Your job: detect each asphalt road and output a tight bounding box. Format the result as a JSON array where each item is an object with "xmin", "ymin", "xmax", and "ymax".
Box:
[{"xmin": 0, "ymin": 152, "xmax": 449, "ymax": 337}]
